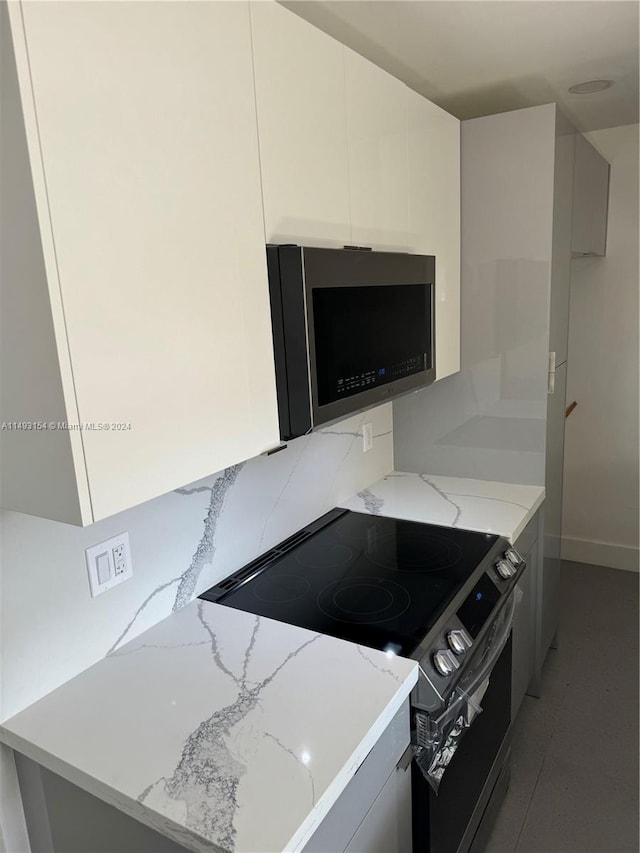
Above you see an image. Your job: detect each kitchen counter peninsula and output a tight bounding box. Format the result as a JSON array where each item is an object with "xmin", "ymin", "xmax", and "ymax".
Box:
[{"xmin": 0, "ymin": 600, "xmax": 417, "ymax": 853}]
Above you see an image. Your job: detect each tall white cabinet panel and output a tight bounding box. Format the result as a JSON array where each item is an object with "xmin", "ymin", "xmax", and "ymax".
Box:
[
  {"xmin": 571, "ymin": 133, "xmax": 610, "ymax": 257},
  {"xmin": 5, "ymin": 1, "xmax": 279, "ymax": 523},
  {"xmin": 549, "ymin": 119, "xmax": 576, "ymax": 365},
  {"xmin": 407, "ymin": 90, "xmax": 460, "ymax": 380},
  {"xmin": 1, "ymin": 5, "xmax": 89, "ymax": 525},
  {"xmin": 250, "ymin": 1, "xmax": 351, "ymax": 247},
  {"xmin": 345, "ymin": 50, "xmax": 409, "ymax": 251}
]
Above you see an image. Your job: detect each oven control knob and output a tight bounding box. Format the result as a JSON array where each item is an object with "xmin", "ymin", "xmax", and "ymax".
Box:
[
  {"xmin": 433, "ymin": 649, "xmax": 460, "ymax": 677},
  {"xmin": 505, "ymin": 547, "xmax": 524, "ymax": 568},
  {"xmin": 496, "ymin": 559, "xmax": 516, "ymax": 579},
  {"xmin": 447, "ymin": 629, "xmax": 469, "ymax": 655}
]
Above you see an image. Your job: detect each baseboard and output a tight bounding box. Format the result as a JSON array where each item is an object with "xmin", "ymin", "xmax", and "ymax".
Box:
[{"xmin": 561, "ymin": 536, "xmax": 639, "ymax": 572}]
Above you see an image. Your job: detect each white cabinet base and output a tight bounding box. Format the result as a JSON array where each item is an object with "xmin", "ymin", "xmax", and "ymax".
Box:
[
  {"xmin": 304, "ymin": 702, "xmax": 411, "ymax": 853},
  {"xmin": 511, "ymin": 513, "xmax": 540, "ymax": 717},
  {"xmin": 15, "ymin": 754, "xmax": 186, "ymax": 853}
]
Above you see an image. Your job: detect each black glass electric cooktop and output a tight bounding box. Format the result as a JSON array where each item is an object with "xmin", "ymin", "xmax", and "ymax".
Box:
[{"xmin": 200, "ymin": 510, "xmax": 499, "ymax": 657}]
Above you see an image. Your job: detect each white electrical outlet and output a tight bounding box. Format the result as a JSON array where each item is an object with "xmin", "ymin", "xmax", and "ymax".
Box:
[
  {"xmin": 362, "ymin": 422, "xmax": 374, "ymax": 452},
  {"xmin": 85, "ymin": 532, "xmax": 132, "ymax": 597},
  {"xmin": 112, "ymin": 543, "xmax": 126, "ymax": 575}
]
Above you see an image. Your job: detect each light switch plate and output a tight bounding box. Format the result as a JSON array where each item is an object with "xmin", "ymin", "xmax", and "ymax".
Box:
[{"xmin": 85, "ymin": 532, "xmax": 132, "ymax": 597}]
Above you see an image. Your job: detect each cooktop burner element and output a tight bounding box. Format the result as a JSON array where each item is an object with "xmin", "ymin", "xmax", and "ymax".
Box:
[
  {"xmin": 317, "ymin": 577, "xmax": 412, "ymax": 624},
  {"xmin": 368, "ymin": 530, "xmax": 463, "ymax": 572},
  {"xmin": 201, "ymin": 510, "xmax": 500, "ymax": 657}
]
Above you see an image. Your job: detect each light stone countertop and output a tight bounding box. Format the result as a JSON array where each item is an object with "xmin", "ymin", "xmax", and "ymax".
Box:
[
  {"xmin": 341, "ymin": 471, "xmax": 545, "ymax": 544},
  {"xmin": 0, "ymin": 470, "xmax": 542, "ymax": 852},
  {"xmin": 0, "ymin": 600, "xmax": 417, "ymax": 853}
]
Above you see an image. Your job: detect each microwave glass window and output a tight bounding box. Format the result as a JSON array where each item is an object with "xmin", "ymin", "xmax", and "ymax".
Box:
[{"xmin": 312, "ymin": 283, "xmax": 431, "ymax": 406}]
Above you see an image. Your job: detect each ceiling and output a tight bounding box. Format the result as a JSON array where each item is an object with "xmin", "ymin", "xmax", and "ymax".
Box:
[{"xmin": 281, "ymin": 1, "xmax": 639, "ymax": 132}]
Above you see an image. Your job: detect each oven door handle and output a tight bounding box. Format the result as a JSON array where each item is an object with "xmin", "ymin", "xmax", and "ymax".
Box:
[
  {"xmin": 454, "ymin": 589, "xmax": 516, "ymax": 700},
  {"xmin": 412, "ymin": 591, "xmax": 516, "ymax": 793},
  {"xmin": 412, "ymin": 677, "xmax": 488, "ymax": 793}
]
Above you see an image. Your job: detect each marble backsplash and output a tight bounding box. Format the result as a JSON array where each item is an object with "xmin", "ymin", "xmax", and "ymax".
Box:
[
  {"xmin": 394, "ymin": 106, "xmax": 556, "ymax": 487},
  {"xmin": 0, "ymin": 403, "xmax": 393, "ymax": 721}
]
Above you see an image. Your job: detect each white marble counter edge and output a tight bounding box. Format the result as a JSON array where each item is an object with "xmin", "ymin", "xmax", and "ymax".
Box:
[
  {"xmin": 504, "ymin": 489, "xmax": 545, "ymax": 543},
  {"xmin": 342, "ymin": 471, "xmax": 545, "ymax": 544},
  {"xmin": 0, "ymin": 661, "xmax": 418, "ymax": 853}
]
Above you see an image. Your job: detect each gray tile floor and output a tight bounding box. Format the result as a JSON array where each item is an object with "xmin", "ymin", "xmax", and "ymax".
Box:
[{"xmin": 486, "ymin": 560, "xmax": 639, "ymax": 853}]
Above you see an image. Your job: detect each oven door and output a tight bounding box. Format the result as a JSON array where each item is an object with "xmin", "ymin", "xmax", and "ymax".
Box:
[{"xmin": 412, "ymin": 610, "xmax": 513, "ymax": 852}]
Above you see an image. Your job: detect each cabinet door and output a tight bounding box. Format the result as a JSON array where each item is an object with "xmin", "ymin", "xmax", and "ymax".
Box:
[
  {"xmin": 345, "ymin": 765, "xmax": 412, "ymax": 853},
  {"xmin": 15, "ymin": 1, "xmax": 279, "ymax": 521},
  {"xmin": 304, "ymin": 702, "xmax": 410, "ymax": 853},
  {"xmin": 511, "ymin": 539, "xmax": 537, "ymax": 719},
  {"xmin": 541, "ymin": 360, "xmax": 567, "ymax": 657},
  {"xmin": 345, "ymin": 49, "xmax": 408, "ymax": 250},
  {"xmin": 250, "ymin": 1, "xmax": 350, "ymax": 247},
  {"xmin": 572, "ymin": 134, "xmax": 610, "ymax": 257},
  {"xmin": 407, "ymin": 90, "xmax": 460, "ymax": 380}
]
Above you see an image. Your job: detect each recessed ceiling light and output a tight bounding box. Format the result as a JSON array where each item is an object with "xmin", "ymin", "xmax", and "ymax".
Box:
[{"xmin": 568, "ymin": 80, "xmax": 614, "ymax": 94}]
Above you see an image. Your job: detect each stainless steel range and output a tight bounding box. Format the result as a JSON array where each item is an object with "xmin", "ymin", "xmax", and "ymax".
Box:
[{"xmin": 200, "ymin": 508, "xmax": 525, "ymax": 853}]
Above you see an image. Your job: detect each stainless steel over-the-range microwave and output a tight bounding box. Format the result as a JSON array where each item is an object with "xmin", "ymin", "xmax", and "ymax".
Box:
[{"xmin": 266, "ymin": 245, "xmax": 436, "ymax": 441}]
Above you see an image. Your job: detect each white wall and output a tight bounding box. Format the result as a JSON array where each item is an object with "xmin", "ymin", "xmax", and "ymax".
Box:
[
  {"xmin": 0, "ymin": 404, "xmax": 393, "ymax": 850},
  {"xmin": 562, "ymin": 124, "xmax": 639, "ymax": 571},
  {"xmin": 393, "ymin": 104, "xmax": 556, "ymax": 485}
]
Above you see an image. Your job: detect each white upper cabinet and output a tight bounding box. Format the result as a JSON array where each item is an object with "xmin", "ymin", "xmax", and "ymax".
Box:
[
  {"xmin": 3, "ymin": 1, "xmax": 279, "ymax": 524},
  {"xmin": 2, "ymin": 0, "xmax": 461, "ymax": 525},
  {"xmin": 407, "ymin": 90, "xmax": 461, "ymax": 380},
  {"xmin": 345, "ymin": 49, "xmax": 409, "ymax": 251},
  {"xmin": 571, "ymin": 134, "xmax": 610, "ymax": 257},
  {"xmin": 250, "ymin": 1, "xmax": 351, "ymax": 247}
]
